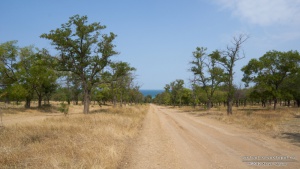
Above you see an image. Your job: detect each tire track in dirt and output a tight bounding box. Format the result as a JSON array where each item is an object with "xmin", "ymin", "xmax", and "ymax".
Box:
[
  {"xmin": 124, "ymin": 104, "xmax": 300, "ymax": 168},
  {"xmin": 123, "ymin": 104, "xmax": 180, "ymax": 169}
]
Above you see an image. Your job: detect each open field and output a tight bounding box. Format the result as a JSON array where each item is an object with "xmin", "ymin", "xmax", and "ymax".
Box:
[
  {"xmin": 1, "ymin": 103, "xmax": 299, "ymax": 168},
  {"xmin": 175, "ymin": 105, "xmax": 300, "ymax": 147},
  {"xmin": 0, "ymin": 103, "xmax": 148, "ymax": 168}
]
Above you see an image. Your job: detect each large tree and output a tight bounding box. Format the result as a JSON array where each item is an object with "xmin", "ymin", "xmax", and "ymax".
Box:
[
  {"xmin": 190, "ymin": 47, "xmax": 224, "ymax": 110},
  {"xmin": 212, "ymin": 34, "xmax": 248, "ymax": 115},
  {"xmin": 41, "ymin": 15, "xmax": 118, "ymax": 113},
  {"xmin": 242, "ymin": 50, "xmax": 300, "ymax": 110},
  {"xmin": 1, "ymin": 42, "xmax": 57, "ymax": 108},
  {"xmin": 18, "ymin": 46, "xmax": 57, "ymax": 108}
]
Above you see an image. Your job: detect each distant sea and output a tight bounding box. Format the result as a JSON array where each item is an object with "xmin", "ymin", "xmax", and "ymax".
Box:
[{"xmin": 140, "ymin": 89, "xmax": 164, "ymax": 98}]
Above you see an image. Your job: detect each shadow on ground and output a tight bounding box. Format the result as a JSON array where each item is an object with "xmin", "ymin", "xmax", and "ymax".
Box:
[
  {"xmin": 281, "ymin": 133, "xmax": 300, "ymax": 147},
  {"xmin": 89, "ymin": 108, "xmax": 110, "ymax": 114}
]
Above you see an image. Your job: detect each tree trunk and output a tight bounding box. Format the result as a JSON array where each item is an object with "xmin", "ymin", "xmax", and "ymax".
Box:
[
  {"xmin": 280, "ymin": 99, "xmax": 282, "ymax": 106},
  {"xmin": 227, "ymin": 84, "xmax": 234, "ymax": 115},
  {"xmin": 273, "ymin": 98, "xmax": 277, "ymax": 110},
  {"xmin": 113, "ymin": 95, "xmax": 117, "ymax": 107},
  {"xmin": 38, "ymin": 95, "xmax": 42, "ymax": 108},
  {"xmin": 5, "ymin": 95, "xmax": 10, "ymax": 104},
  {"xmin": 227, "ymin": 99, "xmax": 233, "ymax": 115},
  {"xmin": 207, "ymin": 100, "xmax": 212, "ymax": 110},
  {"xmin": 83, "ymin": 87, "xmax": 91, "ymax": 114},
  {"xmin": 25, "ymin": 97, "xmax": 31, "ymax": 108},
  {"xmin": 262, "ymin": 100, "xmax": 266, "ymax": 107},
  {"xmin": 120, "ymin": 92, "xmax": 123, "ymax": 107},
  {"xmin": 179, "ymin": 97, "xmax": 182, "ymax": 107}
]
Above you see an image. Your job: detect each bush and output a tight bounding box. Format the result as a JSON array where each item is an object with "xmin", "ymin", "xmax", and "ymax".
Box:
[{"xmin": 58, "ymin": 102, "xmax": 69, "ymax": 116}]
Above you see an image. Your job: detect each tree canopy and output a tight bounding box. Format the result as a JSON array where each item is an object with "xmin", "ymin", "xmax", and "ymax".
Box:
[
  {"xmin": 41, "ymin": 15, "xmax": 118, "ymax": 113},
  {"xmin": 242, "ymin": 50, "xmax": 300, "ymax": 110}
]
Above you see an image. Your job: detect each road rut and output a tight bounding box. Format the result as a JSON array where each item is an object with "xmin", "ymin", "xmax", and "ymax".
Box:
[{"xmin": 123, "ymin": 104, "xmax": 300, "ymax": 169}]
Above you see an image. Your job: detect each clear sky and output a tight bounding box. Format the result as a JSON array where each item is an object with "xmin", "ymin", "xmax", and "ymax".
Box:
[{"xmin": 1, "ymin": 0, "xmax": 300, "ymax": 89}]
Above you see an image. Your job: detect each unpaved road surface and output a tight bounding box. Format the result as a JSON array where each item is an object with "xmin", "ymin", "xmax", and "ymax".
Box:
[{"xmin": 123, "ymin": 104, "xmax": 300, "ymax": 169}]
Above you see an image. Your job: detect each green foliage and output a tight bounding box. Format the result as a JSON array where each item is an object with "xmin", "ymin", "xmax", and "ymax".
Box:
[
  {"xmin": 0, "ymin": 41, "xmax": 58, "ymax": 108},
  {"xmin": 0, "ymin": 41, "xmax": 19, "ymax": 89},
  {"xmin": 181, "ymin": 88, "xmax": 192, "ymax": 105},
  {"xmin": 280, "ymin": 68, "xmax": 300, "ymax": 106},
  {"xmin": 17, "ymin": 46, "xmax": 58, "ymax": 108},
  {"xmin": 58, "ymin": 102, "xmax": 69, "ymax": 116},
  {"xmin": 108, "ymin": 62, "xmax": 138, "ymax": 106},
  {"xmin": 41, "ymin": 14, "xmax": 118, "ymax": 113},
  {"xmin": 144, "ymin": 95, "xmax": 152, "ymax": 103},
  {"xmin": 190, "ymin": 47, "xmax": 224, "ymax": 109},
  {"xmin": 6, "ymin": 84, "xmax": 28, "ymax": 101},
  {"xmin": 154, "ymin": 91, "xmax": 172, "ymax": 105},
  {"xmin": 93, "ymin": 84, "xmax": 111, "ymax": 106},
  {"xmin": 169, "ymin": 79, "xmax": 185, "ymax": 106},
  {"xmin": 242, "ymin": 50, "xmax": 300, "ymax": 109}
]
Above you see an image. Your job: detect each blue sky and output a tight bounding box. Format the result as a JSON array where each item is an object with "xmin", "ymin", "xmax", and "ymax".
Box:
[{"xmin": 1, "ymin": 0, "xmax": 300, "ymax": 89}]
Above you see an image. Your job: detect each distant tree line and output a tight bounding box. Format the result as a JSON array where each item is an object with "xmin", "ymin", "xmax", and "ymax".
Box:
[
  {"xmin": 153, "ymin": 35, "xmax": 300, "ymax": 114},
  {"xmin": 0, "ymin": 15, "xmax": 144, "ymax": 113}
]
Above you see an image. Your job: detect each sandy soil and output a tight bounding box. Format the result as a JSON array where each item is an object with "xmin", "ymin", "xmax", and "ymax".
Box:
[{"xmin": 123, "ymin": 104, "xmax": 300, "ymax": 169}]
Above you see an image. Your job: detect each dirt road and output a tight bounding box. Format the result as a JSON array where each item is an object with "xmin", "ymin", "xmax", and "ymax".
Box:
[{"xmin": 123, "ymin": 104, "xmax": 300, "ymax": 169}]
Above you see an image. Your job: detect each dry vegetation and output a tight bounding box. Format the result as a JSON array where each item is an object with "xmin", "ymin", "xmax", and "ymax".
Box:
[
  {"xmin": 0, "ymin": 103, "xmax": 148, "ymax": 169},
  {"xmin": 176, "ymin": 105, "xmax": 300, "ymax": 146}
]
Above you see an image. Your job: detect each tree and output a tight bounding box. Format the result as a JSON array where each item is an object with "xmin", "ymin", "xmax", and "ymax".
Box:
[
  {"xmin": 18, "ymin": 46, "xmax": 57, "ymax": 108},
  {"xmin": 170, "ymin": 79, "xmax": 184, "ymax": 107},
  {"xmin": 242, "ymin": 50, "xmax": 300, "ymax": 110},
  {"xmin": 1, "ymin": 42, "xmax": 57, "ymax": 107},
  {"xmin": 144, "ymin": 95, "xmax": 152, "ymax": 103},
  {"xmin": 212, "ymin": 34, "xmax": 248, "ymax": 115},
  {"xmin": 181, "ymin": 88, "xmax": 192, "ymax": 106},
  {"xmin": 233, "ymin": 85, "xmax": 247, "ymax": 107},
  {"xmin": 62, "ymin": 72, "xmax": 82, "ymax": 105},
  {"xmin": 31, "ymin": 49, "xmax": 58, "ymax": 107},
  {"xmin": 41, "ymin": 15, "xmax": 118, "ymax": 113},
  {"xmin": 110, "ymin": 62, "xmax": 136, "ymax": 107},
  {"xmin": 154, "ymin": 85, "xmax": 172, "ymax": 105},
  {"xmin": 128, "ymin": 86, "xmax": 143, "ymax": 104},
  {"xmin": 0, "ymin": 41, "xmax": 19, "ymax": 102},
  {"xmin": 287, "ymin": 70, "xmax": 300, "ymax": 107},
  {"xmin": 190, "ymin": 47, "xmax": 224, "ymax": 110},
  {"xmin": 93, "ymin": 83, "xmax": 111, "ymax": 106}
]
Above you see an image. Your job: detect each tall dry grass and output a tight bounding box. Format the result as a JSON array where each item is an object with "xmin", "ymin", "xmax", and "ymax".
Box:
[
  {"xmin": 177, "ymin": 105, "xmax": 298, "ymax": 133},
  {"xmin": 0, "ymin": 104, "xmax": 148, "ymax": 169},
  {"xmin": 217, "ymin": 107, "xmax": 296, "ymax": 132}
]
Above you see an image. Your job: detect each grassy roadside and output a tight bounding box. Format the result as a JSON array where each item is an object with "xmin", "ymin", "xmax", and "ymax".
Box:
[
  {"xmin": 175, "ymin": 105, "xmax": 300, "ymax": 146},
  {"xmin": 0, "ymin": 104, "xmax": 148, "ymax": 169}
]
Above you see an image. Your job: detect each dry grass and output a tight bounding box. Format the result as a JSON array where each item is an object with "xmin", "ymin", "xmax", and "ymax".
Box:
[
  {"xmin": 177, "ymin": 105, "xmax": 299, "ymax": 133},
  {"xmin": 0, "ymin": 104, "xmax": 148, "ymax": 169}
]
